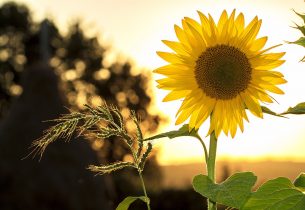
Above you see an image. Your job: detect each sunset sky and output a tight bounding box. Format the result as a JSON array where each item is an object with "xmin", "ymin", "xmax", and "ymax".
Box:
[{"xmin": 8, "ymin": 0, "xmax": 305, "ymax": 165}]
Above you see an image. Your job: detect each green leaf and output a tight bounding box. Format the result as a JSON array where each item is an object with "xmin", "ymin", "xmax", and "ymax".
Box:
[
  {"xmin": 242, "ymin": 177, "xmax": 305, "ymax": 210},
  {"xmin": 144, "ymin": 124, "xmax": 198, "ymax": 141},
  {"xmin": 116, "ymin": 196, "xmax": 149, "ymax": 210},
  {"xmin": 294, "ymin": 173, "xmax": 305, "ymax": 191},
  {"xmin": 261, "ymin": 106, "xmax": 286, "ymax": 118},
  {"xmin": 282, "ymin": 102, "xmax": 305, "ymax": 115},
  {"xmin": 193, "ymin": 172, "xmax": 257, "ymax": 209}
]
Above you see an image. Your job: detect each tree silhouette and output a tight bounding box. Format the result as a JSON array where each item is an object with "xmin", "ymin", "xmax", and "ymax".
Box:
[{"xmin": 0, "ymin": 1, "xmax": 162, "ymax": 209}]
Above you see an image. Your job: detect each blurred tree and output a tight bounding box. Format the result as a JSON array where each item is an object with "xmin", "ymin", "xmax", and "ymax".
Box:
[
  {"xmin": 0, "ymin": 2, "xmax": 31, "ymax": 118},
  {"xmin": 52, "ymin": 22, "xmax": 160, "ymax": 160},
  {"xmin": 50, "ymin": 22, "xmax": 163, "ymax": 202},
  {"xmin": 0, "ymin": 1, "xmax": 162, "ymax": 209}
]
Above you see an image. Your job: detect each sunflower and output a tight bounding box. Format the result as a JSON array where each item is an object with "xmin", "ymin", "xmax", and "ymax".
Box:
[{"xmin": 154, "ymin": 10, "xmax": 286, "ymax": 138}]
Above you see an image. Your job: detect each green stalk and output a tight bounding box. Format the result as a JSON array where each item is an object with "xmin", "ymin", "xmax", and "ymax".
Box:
[
  {"xmin": 138, "ymin": 171, "xmax": 151, "ymax": 210},
  {"xmin": 129, "ymin": 145, "xmax": 151, "ymax": 210},
  {"xmin": 207, "ymin": 131, "xmax": 218, "ymax": 210}
]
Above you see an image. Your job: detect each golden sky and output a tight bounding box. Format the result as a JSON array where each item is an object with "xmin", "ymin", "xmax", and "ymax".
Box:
[{"xmin": 10, "ymin": 0, "xmax": 305, "ymax": 165}]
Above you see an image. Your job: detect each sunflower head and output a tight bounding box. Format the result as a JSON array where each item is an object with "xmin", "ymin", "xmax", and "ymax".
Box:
[{"xmin": 154, "ymin": 9, "xmax": 286, "ymax": 138}]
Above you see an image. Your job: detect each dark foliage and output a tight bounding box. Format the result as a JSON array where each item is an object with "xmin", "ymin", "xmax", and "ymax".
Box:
[{"xmin": 126, "ymin": 188, "xmax": 228, "ymax": 210}]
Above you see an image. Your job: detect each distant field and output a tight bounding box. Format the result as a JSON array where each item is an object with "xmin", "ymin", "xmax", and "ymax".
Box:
[{"xmin": 161, "ymin": 161, "xmax": 305, "ymax": 189}]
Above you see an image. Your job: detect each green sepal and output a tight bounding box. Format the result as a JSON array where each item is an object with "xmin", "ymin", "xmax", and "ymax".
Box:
[
  {"xmin": 293, "ymin": 24, "xmax": 305, "ymax": 36},
  {"xmin": 294, "ymin": 10, "xmax": 305, "ymax": 24},
  {"xmin": 292, "ymin": 10, "xmax": 305, "ymax": 36},
  {"xmin": 260, "ymin": 103, "xmax": 305, "ymax": 117},
  {"xmin": 242, "ymin": 177, "xmax": 305, "ymax": 210},
  {"xmin": 116, "ymin": 196, "xmax": 149, "ymax": 210},
  {"xmin": 261, "ymin": 106, "xmax": 286, "ymax": 118},
  {"xmin": 193, "ymin": 172, "xmax": 257, "ymax": 209},
  {"xmin": 290, "ymin": 37, "xmax": 305, "ymax": 48},
  {"xmin": 289, "ymin": 10, "xmax": 305, "ymax": 61},
  {"xmin": 144, "ymin": 124, "xmax": 198, "ymax": 141}
]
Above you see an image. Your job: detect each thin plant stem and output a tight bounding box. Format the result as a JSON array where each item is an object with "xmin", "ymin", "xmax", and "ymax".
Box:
[
  {"xmin": 130, "ymin": 145, "xmax": 151, "ymax": 210},
  {"xmin": 138, "ymin": 171, "xmax": 151, "ymax": 210},
  {"xmin": 207, "ymin": 131, "xmax": 218, "ymax": 210}
]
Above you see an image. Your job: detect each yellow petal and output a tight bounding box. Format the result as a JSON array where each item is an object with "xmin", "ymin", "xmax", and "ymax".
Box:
[
  {"xmin": 255, "ymin": 44, "xmax": 282, "ymax": 56},
  {"xmin": 174, "ymin": 24, "xmax": 192, "ymax": 52},
  {"xmin": 249, "ymin": 36, "xmax": 268, "ymax": 52},
  {"xmin": 162, "ymin": 40, "xmax": 190, "ymax": 56},
  {"xmin": 176, "ymin": 105, "xmax": 195, "ymax": 125},
  {"xmin": 184, "ymin": 17, "xmax": 202, "ymax": 35},
  {"xmin": 218, "ymin": 10, "xmax": 237, "ymax": 44},
  {"xmin": 153, "ymin": 64, "xmax": 193, "ymax": 75},
  {"xmin": 181, "ymin": 19, "xmax": 198, "ymax": 49},
  {"xmin": 247, "ymin": 85, "xmax": 273, "ymax": 103},
  {"xmin": 260, "ymin": 84, "xmax": 284, "ymax": 94},
  {"xmin": 185, "ymin": 21, "xmax": 206, "ymax": 56},
  {"xmin": 197, "ymin": 11, "xmax": 211, "ymax": 36},
  {"xmin": 163, "ymin": 90, "xmax": 190, "ymax": 102},
  {"xmin": 156, "ymin": 51, "xmax": 195, "ymax": 64},
  {"xmin": 230, "ymin": 117, "xmax": 238, "ymax": 138},
  {"xmin": 254, "ymin": 60, "xmax": 285, "ymax": 70},
  {"xmin": 227, "ymin": 9, "xmax": 236, "ymax": 32},
  {"xmin": 157, "ymin": 78, "xmax": 196, "ymax": 87},
  {"xmin": 239, "ymin": 20, "xmax": 262, "ymax": 49},
  {"xmin": 197, "ymin": 11, "xmax": 214, "ymax": 45},
  {"xmin": 235, "ymin": 12, "xmax": 245, "ymax": 35},
  {"xmin": 195, "ymin": 98, "xmax": 216, "ymax": 129},
  {"xmin": 208, "ymin": 13, "xmax": 218, "ymax": 42},
  {"xmin": 189, "ymin": 104, "xmax": 202, "ymax": 128},
  {"xmin": 252, "ymin": 72, "xmax": 287, "ymax": 85},
  {"xmin": 240, "ymin": 91, "xmax": 263, "ymax": 118},
  {"xmin": 259, "ymin": 52, "xmax": 286, "ymax": 60},
  {"xmin": 234, "ymin": 98, "xmax": 245, "ymax": 132},
  {"xmin": 252, "ymin": 69, "xmax": 284, "ymax": 78},
  {"xmin": 212, "ymin": 101, "xmax": 224, "ymax": 137},
  {"xmin": 217, "ymin": 10, "xmax": 228, "ymax": 33},
  {"xmin": 177, "ymin": 89, "xmax": 203, "ymax": 113}
]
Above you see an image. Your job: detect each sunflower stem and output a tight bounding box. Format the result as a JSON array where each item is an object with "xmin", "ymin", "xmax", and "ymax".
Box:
[{"xmin": 207, "ymin": 131, "xmax": 218, "ymax": 210}]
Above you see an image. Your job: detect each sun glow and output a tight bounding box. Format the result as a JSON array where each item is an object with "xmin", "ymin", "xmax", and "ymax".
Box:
[{"xmin": 12, "ymin": 0, "xmax": 305, "ymax": 165}]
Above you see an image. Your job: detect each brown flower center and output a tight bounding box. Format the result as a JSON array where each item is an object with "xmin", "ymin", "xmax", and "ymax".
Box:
[{"xmin": 195, "ymin": 45, "xmax": 252, "ymax": 100}]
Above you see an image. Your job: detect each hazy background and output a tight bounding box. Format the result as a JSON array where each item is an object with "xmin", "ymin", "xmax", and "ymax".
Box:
[
  {"xmin": 10, "ymin": 0, "xmax": 305, "ymax": 164},
  {"xmin": 0, "ymin": 0, "xmax": 304, "ymax": 210}
]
